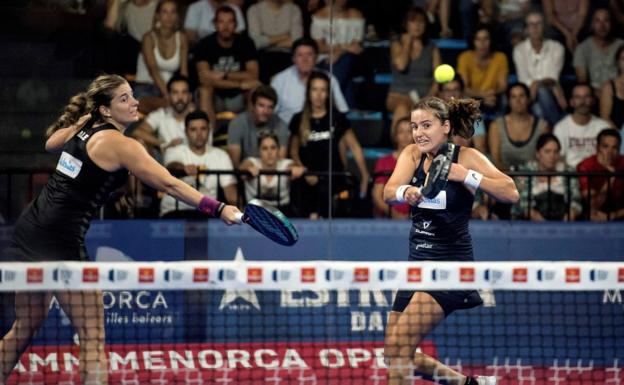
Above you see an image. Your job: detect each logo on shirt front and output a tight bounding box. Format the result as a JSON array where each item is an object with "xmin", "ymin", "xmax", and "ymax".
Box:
[
  {"xmin": 417, "ymin": 190, "xmax": 447, "ymax": 210},
  {"xmin": 56, "ymin": 151, "xmax": 83, "ymax": 179}
]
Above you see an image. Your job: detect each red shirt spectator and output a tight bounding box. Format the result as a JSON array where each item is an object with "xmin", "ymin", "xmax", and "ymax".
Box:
[{"xmin": 576, "ymin": 128, "xmax": 624, "ymax": 220}]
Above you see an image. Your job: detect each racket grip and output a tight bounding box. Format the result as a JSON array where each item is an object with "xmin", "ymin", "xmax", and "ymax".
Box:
[{"xmin": 234, "ymin": 212, "xmax": 244, "ymax": 224}]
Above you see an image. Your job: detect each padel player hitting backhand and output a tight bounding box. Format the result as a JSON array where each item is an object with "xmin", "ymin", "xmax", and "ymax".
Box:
[
  {"xmin": 0, "ymin": 74, "xmax": 240, "ymax": 385},
  {"xmin": 383, "ymin": 97, "xmax": 519, "ymax": 385}
]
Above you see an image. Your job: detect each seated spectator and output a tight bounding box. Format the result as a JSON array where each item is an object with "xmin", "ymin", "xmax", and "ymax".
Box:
[
  {"xmin": 437, "ymin": 74, "xmax": 487, "ymax": 153},
  {"xmin": 541, "ymin": 0, "xmax": 589, "ymax": 53},
  {"xmin": 573, "ymin": 8, "xmax": 624, "ymax": 94},
  {"xmin": 311, "ymin": 0, "xmax": 364, "ymax": 106},
  {"xmin": 247, "ymin": 0, "xmax": 303, "ymax": 84},
  {"xmin": 493, "ymin": 0, "xmax": 531, "ymax": 52},
  {"xmin": 489, "ymin": 83, "xmax": 549, "ymax": 171},
  {"xmin": 195, "ymin": 6, "xmax": 261, "ymax": 125},
  {"xmin": 271, "ymin": 38, "xmax": 348, "ymax": 125},
  {"xmin": 600, "ymin": 45, "xmax": 624, "ymax": 130},
  {"xmin": 410, "ymin": 0, "xmax": 452, "ymax": 38},
  {"xmin": 387, "ymin": 7, "xmax": 441, "ymax": 132},
  {"xmin": 227, "ymin": 85, "xmax": 289, "ymax": 168},
  {"xmin": 161, "ymin": 110, "xmax": 237, "ymax": 218},
  {"xmin": 577, "ymin": 128, "xmax": 624, "ymax": 220},
  {"xmin": 372, "ymin": 117, "xmax": 411, "ymax": 219},
  {"xmin": 132, "ymin": 75, "xmax": 195, "ymax": 160},
  {"xmin": 184, "ymin": 0, "xmax": 245, "ymax": 45},
  {"xmin": 554, "ymin": 83, "xmax": 611, "ymax": 168},
  {"xmin": 239, "ymin": 132, "xmax": 306, "ymax": 216},
  {"xmin": 457, "ymin": 24, "xmax": 508, "ymax": 117},
  {"xmin": 103, "ymin": 0, "xmax": 158, "ymax": 75},
  {"xmin": 134, "ymin": 0, "xmax": 188, "ymax": 113},
  {"xmin": 289, "ymin": 71, "xmax": 369, "ymax": 218},
  {"xmin": 513, "ymin": 10, "xmax": 567, "ymax": 127},
  {"xmin": 513, "ymin": 133, "xmax": 582, "ymax": 221}
]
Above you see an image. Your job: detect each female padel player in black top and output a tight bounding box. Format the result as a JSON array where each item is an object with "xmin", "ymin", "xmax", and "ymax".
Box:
[
  {"xmin": 0, "ymin": 74, "xmax": 240, "ymax": 385},
  {"xmin": 383, "ymin": 96, "xmax": 519, "ymax": 385}
]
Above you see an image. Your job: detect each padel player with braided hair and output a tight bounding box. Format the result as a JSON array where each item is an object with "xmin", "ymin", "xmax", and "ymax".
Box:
[
  {"xmin": 0, "ymin": 74, "xmax": 240, "ymax": 385},
  {"xmin": 383, "ymin": 96, "xmax": 519, "ymax": 385}
]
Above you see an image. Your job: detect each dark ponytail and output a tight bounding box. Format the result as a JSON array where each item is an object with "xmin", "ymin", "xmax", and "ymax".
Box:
[
  {"xmin": 413, "ymin": 96, "xmax": 481, "ymax": 139},
  {"xmin": 46, "ymin": 74, "xmax": 128, "ymax": 138},
  {"xmin": 46, "ymin": 92, "xmax": 90, "ymax": 137}
]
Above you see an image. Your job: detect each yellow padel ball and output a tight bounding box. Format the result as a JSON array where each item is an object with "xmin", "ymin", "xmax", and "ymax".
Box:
[{"xmin": 434, "ymin": 64, "xmax": 455, "ymax": 84}]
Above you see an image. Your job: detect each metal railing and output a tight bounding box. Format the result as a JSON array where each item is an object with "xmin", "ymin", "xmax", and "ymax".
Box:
[{"xmin": 1, "ymin": 167, "xmax": 623, "ymax": 222}]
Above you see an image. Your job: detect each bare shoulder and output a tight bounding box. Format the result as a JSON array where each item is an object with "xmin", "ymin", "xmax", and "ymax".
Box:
[
  {"xmin": 89, "ymin": 128, "xmax": 139, "ymax": 152},
  {"xmin": 402, "ymin": 144, "xmax": 422, "ymax": 164},
  {"xmin": 347, "ymin": 8, "xmax": 363, "ymax": 19}
]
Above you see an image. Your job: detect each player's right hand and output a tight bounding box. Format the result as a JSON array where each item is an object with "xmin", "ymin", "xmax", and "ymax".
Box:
[
  {"xmin": 220, "ymin": 205, "xmax": 242, "ymax": 225},
  {"xmin": 404, "ymin": 186, "xmax": 423, "ymax": 206}
]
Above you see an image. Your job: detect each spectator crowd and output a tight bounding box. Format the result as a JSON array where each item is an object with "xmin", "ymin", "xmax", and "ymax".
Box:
[{"xmin": 93, "ymin": 0, "xmax": 624, "ymax": 221}]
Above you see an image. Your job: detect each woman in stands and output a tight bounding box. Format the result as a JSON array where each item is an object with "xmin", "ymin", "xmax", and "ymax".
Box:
[
  {"xmin": 386, "ymin": 6, "xmax": 441, "ymax": 133},
  {"xmin": 289, "ymin": 70, "xmax": 369, "ymax": 218},
  {"xmin": 0, "ymin": 74, "xmax": 239, "ymax": 385},
  {"xmin": 134, "ymin": 0, "xmax": 188, "ymax": 114},
  {"xmin": 383, "ymin": 96, "xmax": 519, "ymax": 385}
]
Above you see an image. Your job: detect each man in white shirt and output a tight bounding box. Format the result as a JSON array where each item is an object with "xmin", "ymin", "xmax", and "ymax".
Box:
[
  {"xmin": 271, "ymin": 37, "xmax": 348, "ymax": 125},
  {"xmin": 184, "ymin": 0, "xmax": 246, "ymax": 44},
  {"xmin": 132, "ymin": 75, "xmax": 197, "ymax": 161},
  {"xmin": 160, "ymin": 110, "xmax": 237, "ymax": 218},
  {"xmin": 513, "ymin": 11, "xmax": 567, "ymax": 126},
  {"xmin": 554, "ymin": 84, "xmax": 612, "ymax": 168}
]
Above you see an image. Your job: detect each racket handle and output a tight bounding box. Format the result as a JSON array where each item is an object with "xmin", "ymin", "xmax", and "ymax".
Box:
[{"xmin": 234, "ymin": 212, "xmax": 244, "ymax": 224}]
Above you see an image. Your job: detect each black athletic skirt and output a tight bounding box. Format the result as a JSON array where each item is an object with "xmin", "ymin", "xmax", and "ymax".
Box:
[{"xmin": 392, "ymin": 289, "xmax": 483, "ymax": 317}]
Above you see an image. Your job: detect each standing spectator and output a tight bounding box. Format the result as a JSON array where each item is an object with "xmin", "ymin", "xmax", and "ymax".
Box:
[
  {"xmin": 386, "ymin": 7, "xmax": 441, "ymax": 133},
  {"xmin": 542, "ymin": 0, "xmax": 589, "ymax": 53},
  {"xmin": 195, "ymin": 6, "xmax": 261, "ymax": 125},
  {"xmin": 600, "ymin": 46, "xmax": 624, "ymax": 130},
  {"xmin": 134, "ymin": 0, "xmax": 188, "ymax": 114},
  {"xmin": 577, "ymin": 128, "xmax": 624, "ymax": 220},
  {"xmin": 239, "ymin": 132, "xmax": 306, "ymax": 215},
  {"xmin": 227, "ymin": 85, "xmax": 290, "ymax": 168},
  {"xmin": 247, "ymin": 0, "xmax": 304, "ymax": 84},
  {"xmin": 184, "ymin": 0, "xmax": 246, "ymax": 45},
  {"xmin": 310, "ymin": 0, "xmax": 364, "ymax": 106},
  {"xmin": 372, "ymin": 117, "xmax": 412, "ymax": 219},
  {"xmin": 513, "ymin": 133, "xmax": 582, "ymax": 221},
  {"xmin": 132, "ymin": 75, "xmax": 195, "ymax": 160},
  {"xmin": 437, "ymin": 74, "xmax": 487, "ymax": 153},
  {"xmin": 289, "ymin": 71, "xmax": 369, "ymax": 218},
  {"xmin": 573, "ymin": 8, "xmax": 624, "ymax": 93},
  {"xmin": 489, "ymin": 83, "xmax": 549, "ymax": 171},
  {"xmin": 160, "ymin": 110, "xmax": 237, "ymax": 218},
  {"xmin": 457, "ymin": 24, "xmax": 508, "ymax": 117},
  {"xmin": 554, "ymin": 84, "xmax": 611, "ymax": 168},
  {"xmin": 103, "ymin": 0, "xmax": 158, "ymax": 75},
  {"xmin": 513, "ymin": 10, "xmax": 567, "ymax": 127},
  {"xmin": 271, "ymin": 38, "xmax": 348, "ymax": 125}
]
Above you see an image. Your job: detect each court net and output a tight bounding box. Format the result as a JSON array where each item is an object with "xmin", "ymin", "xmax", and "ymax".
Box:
[{"xmin": 0, "ymin": 261, "xmax": 622, "ymax": 385}]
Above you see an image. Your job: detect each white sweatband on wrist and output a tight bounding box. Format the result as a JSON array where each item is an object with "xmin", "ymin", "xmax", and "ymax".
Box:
[
  {"xmin": 395, "ymin": 185, "xmax": 411, "ymax": 203},
  {"xmin": 464, "ymin": 169, "xmax": 483, "ymax": 190}
]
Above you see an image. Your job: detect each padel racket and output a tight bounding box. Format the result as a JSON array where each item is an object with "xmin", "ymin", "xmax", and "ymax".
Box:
[
  {"xmin": 235, "ymin": 199, "xmax": 299, "ymax": 246},
  {"xmin": 421, "ymin": 142, "xmax": 456, "ymax": 198}
]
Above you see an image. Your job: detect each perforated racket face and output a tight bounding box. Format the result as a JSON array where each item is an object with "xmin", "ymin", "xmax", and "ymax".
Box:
[{"xmin": 244, "ymin": 200, "xmax": 299, "ymax": 246}]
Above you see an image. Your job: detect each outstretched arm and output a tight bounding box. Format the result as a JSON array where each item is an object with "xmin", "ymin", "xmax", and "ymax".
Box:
[{"xmin": 89, "ymin": 131, "xmax": 241, "ymax": 224}]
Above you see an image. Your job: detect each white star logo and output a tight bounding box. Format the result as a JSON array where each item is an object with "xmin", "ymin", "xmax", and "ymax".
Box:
[{"xmin": 218, "ymin": 247, "xmax": 261, "ymax": 311}]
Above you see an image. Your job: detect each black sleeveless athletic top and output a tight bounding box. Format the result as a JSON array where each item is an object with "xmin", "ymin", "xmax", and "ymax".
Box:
[
  {"xmin": 408, "ymin": 145, "xmax": 475, "ymax": 261},
  {"xmin": 6, "ymin": 123, "xmax": 129, "ymax": 261}
]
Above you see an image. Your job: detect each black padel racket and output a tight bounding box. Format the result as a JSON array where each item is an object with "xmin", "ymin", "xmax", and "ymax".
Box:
[{"xmin": 235, "ymin": 199, "xmax": 299, "ymax": 246}]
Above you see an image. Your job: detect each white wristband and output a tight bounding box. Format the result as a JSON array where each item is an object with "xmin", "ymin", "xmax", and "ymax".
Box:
[
  {"xmin": 395, "ymin": 185, "xmax": 411, "ymax": 203},
  {"xmin": 463, "ymin": 169, "xmax": 483, "ymax": 190}
]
